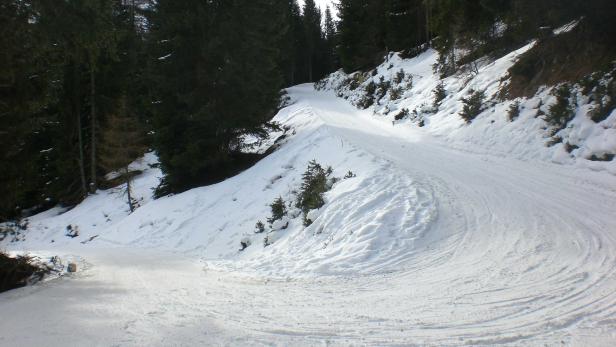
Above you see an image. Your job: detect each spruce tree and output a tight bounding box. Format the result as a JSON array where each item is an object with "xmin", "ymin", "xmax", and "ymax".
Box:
[
  {"xmin": 35, "ymin": 0, "xmax": 122, "ymax": 197},
  {"xmin": 322, "ymin": 6, "xmax": 338, "ymax": 75},
  {"xmin": 0, "ymin": 0, "xmax": 57, "ymax": 220},
  {"xmin": 278, "ymin": 0, "xmax": 303, "ymax": 86},
  {"xmin": 80, "ymin": 0, "xmax": 119, "ymax": 194},
  {"xmin": 302, "ymin": 0, "xmax": 322, "ymax": 82},
  {"xmin": 385, "ymin": 0, "xmax": 427, "ymax": 52},
  {"xmin": 289, "ymin": 0, "xmax": 308, "ymax": 85},
  {"xmin": 149, "ymin": 0, "xmax": 287, "ymax": 195},
  {"xmin": 337, "ymin": 0, "xmax": 387, "ymax": 72}
]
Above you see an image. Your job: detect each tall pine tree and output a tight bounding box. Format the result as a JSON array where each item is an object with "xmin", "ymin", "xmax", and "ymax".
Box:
[
  {"xmin": 322, "ymin": 6, "xmax": 338, "ymax": 75},
  {"xmin": 337, "ymin": 0, "xmax": 388, "ymax": 72},
  {"xmin": 0, "ymin": 0, "xmax": 59, "ymax": 219},
  {"xmin": 149, "ymin": 0, "xmax": 287, "ymax": 195},
  {"xmin": 302, "ymin": 0, "xmax": 322, "ymax": 82}
]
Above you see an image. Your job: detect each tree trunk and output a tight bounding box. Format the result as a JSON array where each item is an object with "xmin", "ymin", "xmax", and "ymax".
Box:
[
  {"xmin": 425, "ymin": 0, "xmax": 431, "ymax": 47},
  {"xmin": 125, "ymin": 166, "xmax": 134, "ymax": 212},
  {"xmin": 76, "ymin": 110, "xmax": 88, "ymax": 199},
  {"xmin": 89, "ymin": 58, "xmax": 97, "ymax": 193},
  {"xmin": 74, "ymin": 62, "xmax": 88, "ymax": 198},
  {"xmin": 307, "ymin": 54, "xmax": 313, "ymax": 82}
]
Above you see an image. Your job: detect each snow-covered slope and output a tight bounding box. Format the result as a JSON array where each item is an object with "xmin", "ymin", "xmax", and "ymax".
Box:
[
  {"xmin": 2, "ymin": 80, "xmax": 616, "ymax": 344},
  {"xmin": 318, "ymin": 45, "xmax": 616, "ymax": 175},
  {"xmin": 3, "ymin": 92, "xmax": 439, "ymax": 278},
  {"xmin": 1, "ymin": 152, "xmax": 162, "ymax": 246}
]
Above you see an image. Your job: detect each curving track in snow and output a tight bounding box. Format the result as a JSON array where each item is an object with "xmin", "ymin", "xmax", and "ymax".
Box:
[
  {"xmin": 1, "ymin": 86, "xmax": 616, "ymax": 346},
  {"xmin": 195, "ymin": 86, "xmax": 616, "ymax": 345},
  {"xmin": 274, "ymin": 86, "xmax": 616, "ymax": 345}
]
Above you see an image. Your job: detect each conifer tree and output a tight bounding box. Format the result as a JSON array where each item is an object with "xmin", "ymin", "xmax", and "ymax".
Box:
[
  {"xmin": 289, "ymin": 0, "xmax": 310, "ymax": 85},
  {"xmin": 278, "ymin": 0, "xmax": 303, "ymax": 86},
  {"xmin": 322, "ymin": 6, "xmax": 338, "ymax": 74},
  {"xmin": 81, "ymin": 0, "xmax": 119, "ymax": 194},
  {"xmin": 337, "ymin": 0, "xmax": 387, "ymax": 72},
  {"xmin": 35, "ymin": 0, "xmax": 123, "ymax": 197},
  {"xmin": 0, "ymin": 0, "xmax": 58, "ymax": 220},
  {"xmin": 149, "ymin": 0, "xmax": 287, "ymax": 195},
  {"xmin": 302, "ymin": 0, "xmax": 322, "ymax": 82},
  {"xmin": 385, "ymin": 0, "xmax": 427, "ymax": 52}
]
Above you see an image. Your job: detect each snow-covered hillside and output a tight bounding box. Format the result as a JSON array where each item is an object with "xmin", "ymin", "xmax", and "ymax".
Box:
[
  {"xmin": 2, "ymin": 61, "xmax": 616, "ymax": 345},
  {"xmin": 317, "ymin": 44, "xmax": 616, "ymax": 175}
]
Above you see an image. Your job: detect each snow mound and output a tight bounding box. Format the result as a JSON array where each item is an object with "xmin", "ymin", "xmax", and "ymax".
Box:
[{"xmin": 223, "ymin": 160, "xmax": 437, "ymax": 276}]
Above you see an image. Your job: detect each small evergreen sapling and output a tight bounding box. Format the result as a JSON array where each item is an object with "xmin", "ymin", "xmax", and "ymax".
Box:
[
  {"xmin": 460, "ymin": 89, "xmax": 486, "ymax": 123},
  {"xmin": 365, "ymin": 81, "xmax": 377, "ymax": 95},
  {"xmin": 432, "ymin": 82, "xmax": 447, "ymax": 110},
  {"xmin": 390, "ymin": 87, "xmax": 403, "ymax": 100},
  {"xmin": 393, "ymin": 69, "xmax": 406, "ymax": 84},
  {"xmin": 296, "ymin": 160, "xmax": 333, "ymax": 226},
  {"xmin": 580, "ymin": 73, "xmax": 601, "ymax": 96},
  {"xmin": 263, "ymin": 198, "xmax": 288, "ymax": 247},
  {"xmin": 267, "ymin": 197, "xmax": 287, "ymax": 225},
  {"xmin": 395, "ymin": 108, "xmax": 410, "ymax": 120},
  {"xmin": 347, "ymin": 72, "xmax": 367, "ymax": 91},
  {"xmin": 254, "ymin": 220, "xmax": 265, "ymax": 234},
  {"xmin": 590, "ymin": 77, "xmax": 616, "ymax": 123},
  {"xmin": 375, "ymin": 76, "xmax": 391, "ymax": 103},
  {"xmin": 546, "ymin": 84, "xmax": 575, "ymax": 128},
  {"xmin": 358, "ymin": 81, "xmax": 377, "ymax": 109},
  {"xmin": 344, "ymin": 171, "xmax": 356, "ymax": 179},
  {"xmin": 535, "ymin": 100, "xmax": 546, "ymax": 118}
]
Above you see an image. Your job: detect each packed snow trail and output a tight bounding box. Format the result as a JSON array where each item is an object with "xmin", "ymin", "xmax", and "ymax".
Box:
[{"xmin": 2, "ymin": 86, "xmax": 616, "ymax": 346}]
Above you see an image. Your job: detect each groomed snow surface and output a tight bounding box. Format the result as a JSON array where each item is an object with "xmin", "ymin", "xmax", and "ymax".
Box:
[{"xmin": 2, "ymin": 56, "xmax": 616, "ymax": 344}]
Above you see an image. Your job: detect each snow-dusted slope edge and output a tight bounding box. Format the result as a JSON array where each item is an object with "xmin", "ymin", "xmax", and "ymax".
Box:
[
  {"xmin": 2, "ymin": 85, "xmax": 616, "ymax": 346},
  {"xmin": 318, "ymin": 45, "xmax": 616, "ymax": 175},
  {"xmin": 2, "ymin": 92, "xmax": 439, "ymax": 277}
]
